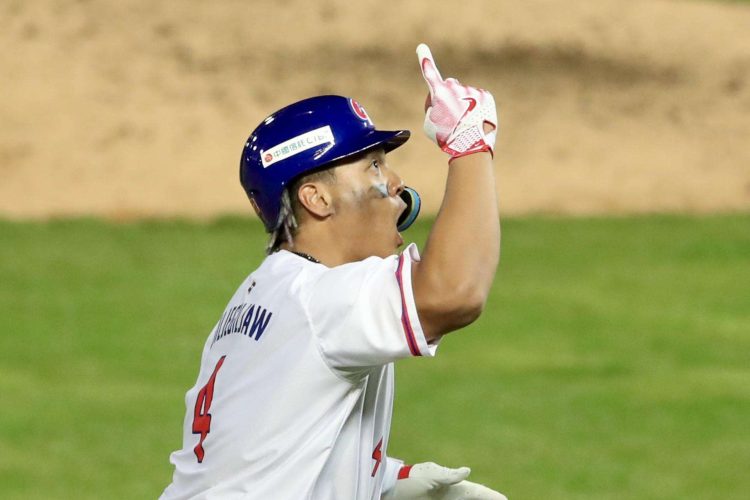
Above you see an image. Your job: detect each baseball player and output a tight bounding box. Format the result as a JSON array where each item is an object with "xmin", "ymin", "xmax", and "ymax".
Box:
[{"xmin": 160, "ymin": 44, "xmax": 505, "ymax": 499}]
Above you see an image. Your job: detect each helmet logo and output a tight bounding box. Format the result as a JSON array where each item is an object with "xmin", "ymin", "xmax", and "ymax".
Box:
[
  {"xmin": 349, "ymin": 99, "xmax": 373, "ymax": 125},
  {"xmin": 260, "ymin": 125, "xmax": 335, "ymax": 168}
]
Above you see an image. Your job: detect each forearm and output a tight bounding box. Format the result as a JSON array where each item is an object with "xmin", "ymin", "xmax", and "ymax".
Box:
[{"xmin": 420, "ymin": 152, "xmax": 500, "ymax": 300}]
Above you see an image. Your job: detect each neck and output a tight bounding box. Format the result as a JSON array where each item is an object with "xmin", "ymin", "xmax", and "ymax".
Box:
[{"xmin": 280, "ymin": 228, "xmax": 352, "ymax": 267}]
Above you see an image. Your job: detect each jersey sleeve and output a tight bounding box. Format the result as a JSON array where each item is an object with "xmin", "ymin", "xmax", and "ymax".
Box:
[
  {"xmin": 381, "ymin": 456, "xmax": 405, "ymax": 497},
  {"xmin": 305, "ymin": 243, "xmax": 438, "ymax": 370}
]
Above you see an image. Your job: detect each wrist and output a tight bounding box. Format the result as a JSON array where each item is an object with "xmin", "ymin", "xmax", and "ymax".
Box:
[
  {"xmin": 398, "ymin": 464, "xmax": 413, "ymax": 479},
  {"xmin": 448, "ymin": 151, "xmax": 493, "ymax": 167}
]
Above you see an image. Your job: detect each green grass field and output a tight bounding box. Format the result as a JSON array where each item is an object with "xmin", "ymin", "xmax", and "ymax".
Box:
[{"xmin": 1, "ymin": 214, "xmax": 748, "ymax": 499}]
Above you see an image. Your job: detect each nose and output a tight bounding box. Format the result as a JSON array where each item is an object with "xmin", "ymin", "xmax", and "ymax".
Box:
[
  {"xmin": 391, "ymin": 176, "xmax": 408, "ymax": 214},
  {"xmin": 392, "ymin": 181, "xmax": 405, "ymax": 198},
  {"xmin": 386, "ymin": 169, "xmax": 405, "ymax": 198}
]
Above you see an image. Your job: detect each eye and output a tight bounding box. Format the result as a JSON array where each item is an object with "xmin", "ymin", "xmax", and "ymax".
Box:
[{"xmin": 369, "ymin": 159, "xmax": 381, "ymax": 171}]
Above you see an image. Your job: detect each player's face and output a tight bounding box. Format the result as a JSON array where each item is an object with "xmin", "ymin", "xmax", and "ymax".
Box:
[{"xmin": 329, "ymin": 149, "xmax": 407, "ymax": 259}]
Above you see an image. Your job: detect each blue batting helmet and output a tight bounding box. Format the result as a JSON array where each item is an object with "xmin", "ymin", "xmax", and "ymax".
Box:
[{"xmin": 240, "ymin": 95, "xmax": 420, "ymax": 232}]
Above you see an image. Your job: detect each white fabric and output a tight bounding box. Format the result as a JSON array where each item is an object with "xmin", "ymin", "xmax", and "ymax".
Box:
[{"xmin": 160, "ymin": 243, "xmax": 437, "ymax": 500}]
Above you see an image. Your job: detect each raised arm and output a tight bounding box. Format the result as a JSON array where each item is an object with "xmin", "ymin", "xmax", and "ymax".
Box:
[{"xmin": 411, "ymin": 44, "xmax": 501, "ymax": 341}]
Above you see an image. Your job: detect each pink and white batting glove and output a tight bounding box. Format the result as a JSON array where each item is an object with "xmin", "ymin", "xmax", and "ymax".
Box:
[
  {"xmin": 417, "ymin": 43, "xmax": 498, "ymax": 159},
  {"xmin": 383, "ymin": 462, "xmax": 508, "ymax": 500}
]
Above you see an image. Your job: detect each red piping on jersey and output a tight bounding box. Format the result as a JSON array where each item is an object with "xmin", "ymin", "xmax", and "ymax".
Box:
[{"xmin": 396, "ymin": 254, "xmax": 421, "ymax": 356}]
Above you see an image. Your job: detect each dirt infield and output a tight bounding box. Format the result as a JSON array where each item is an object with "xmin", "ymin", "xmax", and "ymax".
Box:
[{"xmin": 1, "ymin": 0, "xmax": 749, "ymax": 219}]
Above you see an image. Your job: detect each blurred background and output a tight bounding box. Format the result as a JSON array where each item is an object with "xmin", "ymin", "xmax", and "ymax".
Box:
[
  {"xmin": 1, "ymin": 0, "xmax": 749, "ymax": 498},
  {"xmin": 2, "ymin": 0, "xmax": 749, "ymax": 219}
]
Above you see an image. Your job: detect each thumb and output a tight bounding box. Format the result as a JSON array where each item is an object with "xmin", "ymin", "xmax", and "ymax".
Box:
[{"xmin": 409, "ymin": 462, "xmax": 471, "ymax": 485}]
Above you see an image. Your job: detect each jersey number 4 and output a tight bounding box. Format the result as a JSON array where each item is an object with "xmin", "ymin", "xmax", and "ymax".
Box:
[{"xmin": 192, "ymin": 355, "xmax": 226, "ymax": 463}]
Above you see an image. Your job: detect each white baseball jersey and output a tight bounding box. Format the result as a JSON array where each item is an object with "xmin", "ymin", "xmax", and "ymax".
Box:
[{"xmin": 161, "ymin": 243, "xmax": 438, "ymax": 499}]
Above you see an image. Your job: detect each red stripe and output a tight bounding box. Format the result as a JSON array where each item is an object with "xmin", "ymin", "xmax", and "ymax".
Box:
[
  {"xmin": 398, "ymin": 465, "xmax": 413, "ymax": 480},
  {"xmin": 396, "ymin": 254, "xmax": 421, "ymax": 356}
]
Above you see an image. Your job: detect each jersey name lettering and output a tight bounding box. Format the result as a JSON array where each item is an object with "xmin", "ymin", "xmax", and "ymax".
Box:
[{"xmin": 211, "ymin": 302, "xmax": 274, "ymax": 347}]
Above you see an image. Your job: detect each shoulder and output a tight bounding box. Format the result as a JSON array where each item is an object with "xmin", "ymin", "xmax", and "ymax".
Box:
[{"xmin": 315, "ymin": 244, "xmax": 420, "ymax": 286}]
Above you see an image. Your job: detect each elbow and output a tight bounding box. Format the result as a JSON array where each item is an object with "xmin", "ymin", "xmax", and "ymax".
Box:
[
  {"xmin": 449, "ymin": 284, "xmax": 487, "ymax": 327},
  {"xmin": 416, "ymin": 282, "xmax": 488, "ymax": 338}
]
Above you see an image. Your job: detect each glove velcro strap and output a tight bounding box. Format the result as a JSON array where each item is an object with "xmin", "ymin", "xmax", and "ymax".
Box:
[
  {"xmin": 445, "ymin": 142, "xmax": 493, "ymax": 160},
  {"xmin": 397, "ymin": 465, "xmax": 413, "ymax": 480}
]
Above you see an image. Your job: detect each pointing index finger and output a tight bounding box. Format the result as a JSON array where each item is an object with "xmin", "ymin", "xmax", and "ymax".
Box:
[{"xmin": 416, "ymin": 43, "xmax": 443, "ymax": 96}]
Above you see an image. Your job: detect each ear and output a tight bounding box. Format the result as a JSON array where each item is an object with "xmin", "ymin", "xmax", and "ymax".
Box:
[{"xmin": 297, "ymin": 181, "xmax": 335, "ymax": 220}]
